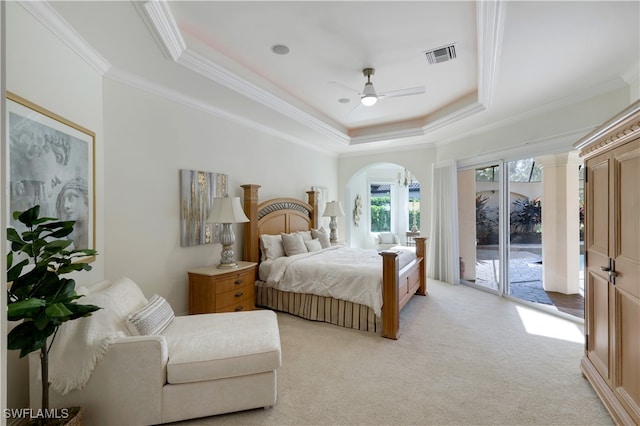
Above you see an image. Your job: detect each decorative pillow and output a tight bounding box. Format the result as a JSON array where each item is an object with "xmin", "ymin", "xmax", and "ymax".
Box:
[
  {"xmin": 378, "ymin": 232, "xmax": 396, "ymax": 244},
  {"xmin": 304, "ymin": 238, "xmax": 323, "ymax": 252},
  {"xmin": 281, "ymin": 232, "xmax": 308, "ymax": 256},
  {"xmin": 125, "ymin": 294, "xmax": 175, "ymax": 336},
  {"xmin": 103, "ymin": 277, "xmax": 148, "ymax": 318},
  {"xmin": 296, "ymin": 230, "xmax": 313, "ymax": 241},
  {"xmin": 259, "ymin": 234, "xmax": 285, "ymax": 261},
  {"xmin": 311, "ymin": 227, "xmax": 331, "ymax": 249}
]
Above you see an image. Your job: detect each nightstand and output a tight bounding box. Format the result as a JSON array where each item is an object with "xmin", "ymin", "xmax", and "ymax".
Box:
[{"xmin": 188, "ymin": 261, "xmax": 257, "ymax": 314}]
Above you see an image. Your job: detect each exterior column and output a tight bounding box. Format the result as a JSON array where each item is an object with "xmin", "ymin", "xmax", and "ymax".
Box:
[
  {"xmin": 457, "ymin": 169, "xmax": 477, "ymax": 281},
  {"xmin": 537, "ymin": 152, "xmax": 581, "ymax": 294}
]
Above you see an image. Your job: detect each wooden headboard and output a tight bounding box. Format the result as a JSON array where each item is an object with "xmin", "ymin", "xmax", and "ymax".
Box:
[{"xmin": 241, "ymin": 184, "xmax": 318, "ymax": 263}]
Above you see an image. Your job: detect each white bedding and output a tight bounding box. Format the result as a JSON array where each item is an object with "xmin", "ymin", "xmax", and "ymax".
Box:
[{"xmin": 262, "ymin": 246, "xmax": 416, "ymax": 316}]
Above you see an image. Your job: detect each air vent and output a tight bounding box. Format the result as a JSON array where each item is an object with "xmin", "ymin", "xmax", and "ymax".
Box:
[{"xmin": 424, "ymin": 44, "xmax": 457, "ymax": 64}]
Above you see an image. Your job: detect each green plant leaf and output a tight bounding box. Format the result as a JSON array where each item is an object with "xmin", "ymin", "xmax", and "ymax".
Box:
[
  {"xmin": 7, "ymin": 298, "xmax": 46, "ymax": 320},
  {"xmin": 43, "ymin": 239, "xmax": 73, "ymax": 253},
  {"xmin": 16, "ymin": 206, "xmax": 40, "ymax": 225},
  {"xmin": 52, "ymin": 279, "xmax": 77, "ymax": 302},
  {"xmin": 7, "ymin": 258, "xmax": 30, "ymax": 283},
  {"xmin": 45, "ymin": 303, "xmax": 73, "ymax": 318},
  {"xmin": 66, "ymin": 303, "xmax": 101, "ymax": 319},
  {"xmin": 7, "ymin": 321, "xmax": 54, "ymax": 358},
  {"xmin": 7, "ymin": 227, "xmax": 24, "ymax": 245}
]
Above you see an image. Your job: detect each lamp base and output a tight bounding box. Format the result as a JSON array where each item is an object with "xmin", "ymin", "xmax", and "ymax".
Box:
[
  {"xmin": 218, "ymin": 242, "xmax": 238, "ymax": 268},
  {"xmin": 329, "ymin": 216, "xmax": 338, "ymax": 243},
  {"xmin": 217, "ymin": 262, "xmax": 238, "ymax": 269}
]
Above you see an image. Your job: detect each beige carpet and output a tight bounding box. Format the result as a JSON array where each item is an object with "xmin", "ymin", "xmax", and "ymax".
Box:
[{"xmin": 176, "ymin": 280, "xmax": 612, "ymax": 426}]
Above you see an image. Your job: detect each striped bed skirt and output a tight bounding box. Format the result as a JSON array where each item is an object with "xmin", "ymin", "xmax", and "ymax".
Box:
[{"xmin": 255, "ymin": 280, "xmax": 380, "ymax": 333}]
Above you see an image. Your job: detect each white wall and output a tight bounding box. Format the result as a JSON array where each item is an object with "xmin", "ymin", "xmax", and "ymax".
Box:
[
  {"xmin": 5, "ymin": 2, "xmax": 105, "ymax": 410},
  {"xmin": 102, "ymin": 79, "xmax": 338, "ymax": 315}
]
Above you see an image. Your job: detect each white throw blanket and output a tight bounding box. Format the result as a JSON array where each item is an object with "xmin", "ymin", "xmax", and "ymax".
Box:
[
  {"xmin": 265, "ymin": 246, "xmax": 416, "ymax": 316},
  {"xmin": 45, "ymin": 289, "xmax": 126, "ymax": 395}
]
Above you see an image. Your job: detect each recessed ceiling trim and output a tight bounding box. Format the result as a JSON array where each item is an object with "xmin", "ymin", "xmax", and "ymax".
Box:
[
  {"xmin": 139, "ymin": 0, "xmax": 506, "ymax": 147},
  {"xmin": 350, "ymin": 127, "xmax": 427, "ymax": 145},
  {"xmin": 476, "ymin": 0, "xmax": 506, "ymax": 107},
  {"xmin": 140, "ymin": 1, "xmax": 350, "ymax": 145},
  {"xmin": 135, "ymin": 0, "xmax": 186, "ymax": 61},
  {"xmin": 178, "ymin": 49, "xmax": 351, "ymax": 144},
  {"xmin": 18, "ymin": 0, "xmax": 111, "ymax": 74}
]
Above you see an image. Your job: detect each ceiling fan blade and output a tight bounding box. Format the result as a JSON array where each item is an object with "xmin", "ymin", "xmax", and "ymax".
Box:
[
  {"xmin": 329, "ymin": 81, "xmax": 363, "ymax": 95},
  {"xmin": 379, "ymin": 86, "xmax": 426, "ymax": 98}
]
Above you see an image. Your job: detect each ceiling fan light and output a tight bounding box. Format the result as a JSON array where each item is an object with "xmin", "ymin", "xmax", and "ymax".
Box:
[
  {"xmin": 361, "ymin": 95, "xmax": 377, "ymax": 106},
  {"xmin": 361, "ymin": 81, "xmax": 377, "ymax": 106}
]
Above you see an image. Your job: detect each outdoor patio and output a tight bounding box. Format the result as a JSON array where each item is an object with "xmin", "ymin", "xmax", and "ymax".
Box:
[{"xmin": 474, "ymin": 247, "xmax": 584, "ymax": 318}]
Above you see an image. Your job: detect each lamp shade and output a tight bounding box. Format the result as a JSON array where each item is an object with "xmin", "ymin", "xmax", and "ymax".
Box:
[
  {"xmin": 207, "ymin": 197, "xmax": 249, "ymax": 224},
  {"xmin": 322, "ymin": 201, "xmax": 345, "ymax": 217}
]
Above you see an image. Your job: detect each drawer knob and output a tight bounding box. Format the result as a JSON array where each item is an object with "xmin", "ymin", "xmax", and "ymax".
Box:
[
  {"xmin": 235, "ymin": 291, "xmax": 243, "ymax": 297},
  {"xmin": 234, "ymin": 306, "xmax": 244, "ymax": 312},
  {"xmin": 234, "ymin": 279, "xmax": 244, "ymax": 285}
]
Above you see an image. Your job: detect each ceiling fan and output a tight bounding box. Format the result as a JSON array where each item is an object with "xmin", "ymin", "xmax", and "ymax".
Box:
[{"xmin": 332, "ymin": 68, "xmax": 426, "ymax": 107}]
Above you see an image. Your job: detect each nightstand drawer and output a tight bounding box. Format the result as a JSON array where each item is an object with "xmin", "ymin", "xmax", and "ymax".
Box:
[
  {"xmin": 215, "ymin": 270, "xmax": 254, "ymax": 294},
  {"xmin": 216, "ymin": 285, "xmax": 254, "ymax": 310},
  {"xmin": 217, "ymin": 297, "xmax": 254, "ymax": 313}
]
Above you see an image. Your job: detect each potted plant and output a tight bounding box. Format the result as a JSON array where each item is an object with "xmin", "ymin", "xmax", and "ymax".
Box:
[{"xmin": 7, "ymin": 205, "xmax": 99, "ymax": 422}]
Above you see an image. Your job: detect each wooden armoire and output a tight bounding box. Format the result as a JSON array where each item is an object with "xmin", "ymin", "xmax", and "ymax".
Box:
[{"xmin": 575, "ymin": 100, "xmax": 640, "ymax": 425}]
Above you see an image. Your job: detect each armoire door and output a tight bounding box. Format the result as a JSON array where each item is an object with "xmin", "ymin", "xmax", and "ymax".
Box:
[
  {"xmin": 584, "ymin": 150, "xmax": 614, "ymax": 382},
  {"xmin": 611, "ymin": 137, "xmax": 640, "ymax": 423}
]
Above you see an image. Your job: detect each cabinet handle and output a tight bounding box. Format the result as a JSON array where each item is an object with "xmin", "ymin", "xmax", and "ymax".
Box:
[
  {"xmin": 234, "ymin": 306, "xmax": 244, "ymax": 311},
  {"xmin": 234, "ymin": 279, "xmax": 244, "ymax": 285},
  {"xmin": 600, "ymin": 266, "xmax": 611, "ymax": 272},
  {"xmin": 235, "ymin": 291, "xmax": 243, "ymax": 297}
]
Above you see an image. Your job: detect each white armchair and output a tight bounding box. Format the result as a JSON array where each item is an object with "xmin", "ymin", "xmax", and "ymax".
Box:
[
  {"xmin": 373, "ymin": 232, "xmax": 401, "ymax": 249},
  {"xmin": 29, "ymin": 277, "xmax": 282, "ymax": 425}
]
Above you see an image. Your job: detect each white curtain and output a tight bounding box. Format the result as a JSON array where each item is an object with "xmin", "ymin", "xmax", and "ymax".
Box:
[{"xmin": 428, "ymin": 161, "xmax": 460, "ymax": 284}]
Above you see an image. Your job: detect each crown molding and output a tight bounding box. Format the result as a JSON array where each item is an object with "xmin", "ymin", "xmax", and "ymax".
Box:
[
  {"xmin": 178, "ymin": 49, "xmax": 350, "ymax": 145},
  {"xmin": 134, "ymin": 0, "xmax": 185, "ymax": 61},
  {"xmin": 105, "ymin": 67, "xmax": 337, "ymax": 156},
  {"xmin": 139, "ymin": 0, "xmax": 492, "ymax": 146},
  {"xmin": 476, "ymin": 0, "xmax": 506, "ymax": 108},
  {"xmin": 574, "ymin": 99, "xmax": 640, "ymax": 154},
  {"xmin": 18, "ymin": 0, "xmax": 111, "ymax": 75}
]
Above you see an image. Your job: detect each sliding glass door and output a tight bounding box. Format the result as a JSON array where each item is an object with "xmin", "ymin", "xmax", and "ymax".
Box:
[
  {"xmin": 458, "ymin": 159, "xmax": 545, "ymax": 303},
  {"xmin": 506, "ymin": 159, "xmax": 545, "ymax": 304},
  {"xmin": 473, "ymin": 164, "xmax": 502, "ymax": 292}
]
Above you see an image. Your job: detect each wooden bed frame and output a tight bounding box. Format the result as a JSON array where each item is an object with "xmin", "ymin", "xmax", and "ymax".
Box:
[{"xmin": 241, "ymin": 184, "xmax": 427, "ymax": 339}]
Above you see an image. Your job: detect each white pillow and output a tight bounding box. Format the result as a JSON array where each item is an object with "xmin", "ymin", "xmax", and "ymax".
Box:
[
  {"xmin": 378, "ymin": 232, "xmax": 396, "ymax": 244},
  {"xmin": 103, "ymin": 277, "xmax": 148, "ymax": 317},
  {"xmin": 281, "ymin": 232, "xmax": 308, "ymax": 256},
  {"xmin": 260, "ymin": 234, "xmax": 285, "ymax": 261},
  {"xmin": 304, "ymin": 238, "xmax": 322, "ymax": 252},
  {"xmin": 311, "ymin": 227, "xmax": 331, "ymax": 249},
  {"xmin": 296, "ymin": 230, "xmax": 313, "ymax": 241},
  {"xmin": 126, "ymin": 294, "xmax": 175, "ymax": 336}
]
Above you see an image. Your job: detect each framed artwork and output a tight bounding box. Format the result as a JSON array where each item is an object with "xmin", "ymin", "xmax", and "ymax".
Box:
[
  {"xmin": 311, "ymin": 185, "xmax": 329, "ymax": 228},
  {"xmin": 6, "ymin": 92, "xmax": 96, "ymax": 254},
  {"xmin": 180, "ymin": 170, "xmax": 228, "ymax": 246}
]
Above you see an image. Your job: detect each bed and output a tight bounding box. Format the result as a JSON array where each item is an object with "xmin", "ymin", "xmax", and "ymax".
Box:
[{"xmin": 241, "ymin": 184, "xmax": 428, "ymax": 339}]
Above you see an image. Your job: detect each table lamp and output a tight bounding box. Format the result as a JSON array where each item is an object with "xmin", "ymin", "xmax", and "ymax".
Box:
[
  {"xmin": 322, "ymin": 201, "xmax": 345, "ymax": 244},
  {"xmin": 207, "ymin": 196, "xmax": 249, "ymax": 268}
]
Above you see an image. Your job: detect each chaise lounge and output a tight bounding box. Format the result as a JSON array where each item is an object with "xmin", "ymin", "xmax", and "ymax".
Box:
[{"xmin": 29, "ymin": 277, "xmax": 282, "ymax": 425}]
